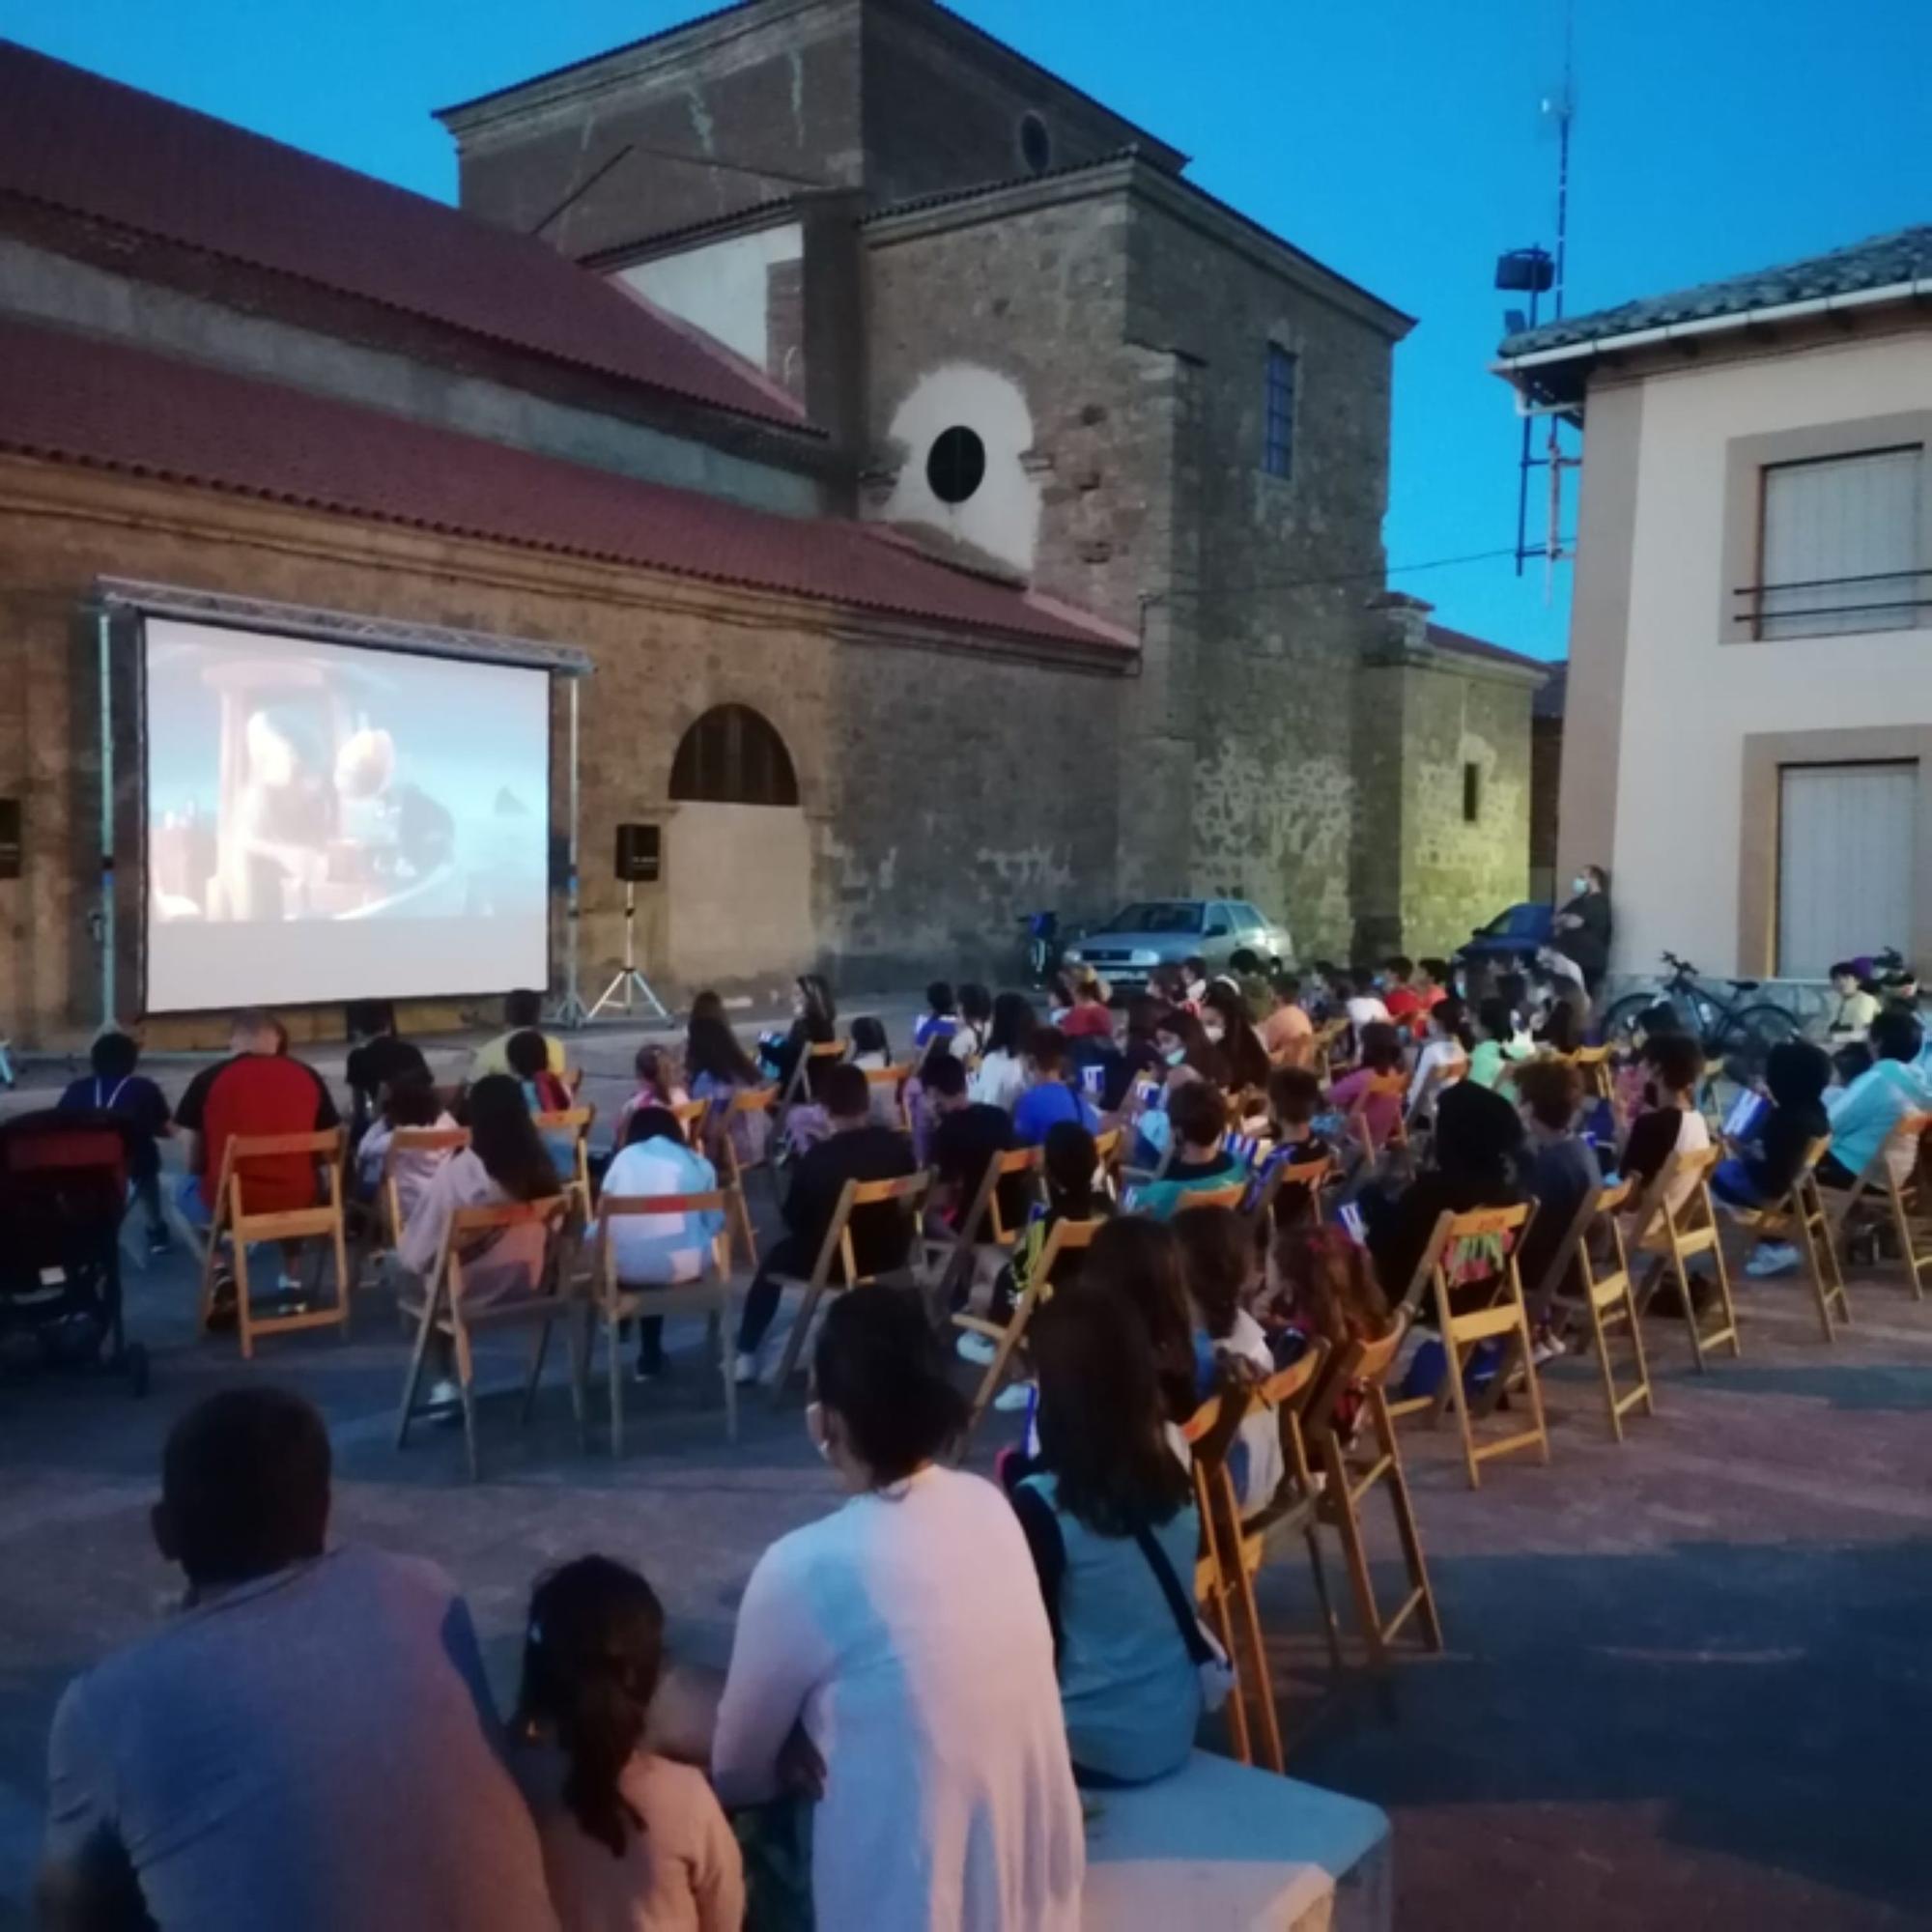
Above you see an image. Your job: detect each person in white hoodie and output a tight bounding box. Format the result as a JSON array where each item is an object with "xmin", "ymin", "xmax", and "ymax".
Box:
[
  {"xmin": 355, "ymin": 1071, "xmax": 458, "ymax": 1225},
  {"xmin": 591, "ymin": 1107, "xmax": 726, "ymax": 1381}
]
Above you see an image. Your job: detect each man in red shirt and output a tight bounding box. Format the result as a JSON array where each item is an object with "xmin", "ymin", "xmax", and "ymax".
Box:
[{"xmin": 174, "ymin": 1009, "xmax": 339, "ymax": 1230}]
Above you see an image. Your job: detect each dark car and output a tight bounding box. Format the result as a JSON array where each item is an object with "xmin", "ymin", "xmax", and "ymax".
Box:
[{"xmin": 1455, "ymin": 901, "xmax": 1553, "ymax": 967}]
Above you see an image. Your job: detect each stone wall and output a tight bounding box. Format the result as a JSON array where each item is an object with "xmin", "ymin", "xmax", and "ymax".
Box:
[
  {"xmin": 1351, "ymin": 637, "xmax": 1536, "ymax": 960},
  {"xmin": 0, "ymin": 457, "xmax": 1125, "ymax": 1043}
]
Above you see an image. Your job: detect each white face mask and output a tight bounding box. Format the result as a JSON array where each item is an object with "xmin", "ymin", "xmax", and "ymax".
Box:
[
  {"xmin": 1163, "ymin": 1044, "xmax": 1186, "ymax": 1066},
  {"xmin": 806, "ymin": 1401, "xmax": 833, "ymax": 1464},
  {"xmin": 1203, "ymin": 1018, "xmax": 1227, "ymax": 1043},
  {"xmin": 1572, "ymin": 875, "xmax": 1588, "ymax": 895}
]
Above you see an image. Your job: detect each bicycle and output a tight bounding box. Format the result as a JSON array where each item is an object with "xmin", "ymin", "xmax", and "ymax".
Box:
[{"xmin": 1602, "ymin": 952, "xmax": 1802, "ymax": 1073}]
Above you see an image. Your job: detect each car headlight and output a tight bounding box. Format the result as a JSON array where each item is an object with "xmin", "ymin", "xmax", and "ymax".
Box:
[
  {"xmin": 1063, "ymin": 947, "xmax": 1084, "ymax": 964},
  {"xmin": 1129, "ymin": 950, "xmax": 1158, "ymax": 967}
]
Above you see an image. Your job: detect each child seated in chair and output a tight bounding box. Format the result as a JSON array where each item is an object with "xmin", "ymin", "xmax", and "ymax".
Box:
[
  {"xmin": 58, "ymin": 1027, "xmax": 173, "ymax": 1258},
  {"xmin": 612, "ymin": 1045, "xmax": 689, "ymax": 1150},
  {"xmin": 507, "ymin": 1028, "xmax": 577, "ymax": 1179},
  {"xmin": 1620, "ymin": 1033, "xmax": 1710, "ymax": 1224},
  {"xmin": 1129, "ymin": 1081, "xmax": 1244, "ymax": 1220},
  {"xmin": 354, "ymin": 1070, "xmax": 457, "ymax": 1223},
  {"xmin": 594, "ymin": 1105, "xmax": 725, "ymax": 1382},
  {"xmin": 1260, "ymin": 1219, "xmax": 1393, "ymax": 1442},
  {"xmin": 512, "ymin": 1557, "xmax": 743, "ymax": 1932},
  {"xmin": 1328, "ymin": 1021, "xmax": 1407, "ymax": 1150},
  {"xmin": 1710, "ymin": 1039, "xmax": 1833, "ymax": 1279}
]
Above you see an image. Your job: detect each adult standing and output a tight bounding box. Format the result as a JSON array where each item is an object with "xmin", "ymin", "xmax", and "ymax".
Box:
[
  {"xmin": 712, "ymin": 1287, "xmax": 1083, "ymax": 1930},
  {"xmin": 1552, "ymin": 864, "xmax": 1613, "ymax": 1001},
  {"xmin": 39, "ymin": 1387, "xmax": 558, "ymax": 1932}
]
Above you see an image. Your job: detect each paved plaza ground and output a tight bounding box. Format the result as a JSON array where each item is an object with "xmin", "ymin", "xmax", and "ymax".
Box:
[{"xmin": 2, "ymin": 1020, "xmax": 1930, "ymax": 1929}]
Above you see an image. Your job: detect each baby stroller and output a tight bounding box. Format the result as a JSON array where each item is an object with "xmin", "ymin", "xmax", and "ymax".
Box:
[{"xmin": 0, "ymin": 1109, "xmax": 149, "ymax": 1395}]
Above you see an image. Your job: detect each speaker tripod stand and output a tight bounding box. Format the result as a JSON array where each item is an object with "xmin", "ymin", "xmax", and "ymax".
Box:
[{"xmin": 586, "ymin": 882, "xmax": 669, "ymax": 1021}]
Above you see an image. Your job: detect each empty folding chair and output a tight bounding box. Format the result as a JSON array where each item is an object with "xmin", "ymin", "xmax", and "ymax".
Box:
[
  {"xmin": 768, "ymin": 1171, "xmax": 934, "ymax": 1398},
  {"xmin": 395, "ymin": 1194, "xmax": 580, "ymax": 1481}
]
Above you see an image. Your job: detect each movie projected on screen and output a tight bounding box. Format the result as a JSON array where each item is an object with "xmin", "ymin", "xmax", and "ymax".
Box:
[{"xmin": 143, "ymin": 615, "xmax": 551, "ymax": 1011}]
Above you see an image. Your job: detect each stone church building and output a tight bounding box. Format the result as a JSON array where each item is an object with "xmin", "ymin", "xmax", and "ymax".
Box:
[{"xmin": 0, "ymin": 2, "xmax": 1539, "ymax": 1041}]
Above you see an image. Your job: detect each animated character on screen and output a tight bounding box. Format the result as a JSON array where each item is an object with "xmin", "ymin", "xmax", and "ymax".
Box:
[
  {"xmin": 225, "ymin": 706, "xmax": 336, "ymax": 920},
  {"xmin": 334, "ymin": 726, "xmax": 456, "ymax": 886}
]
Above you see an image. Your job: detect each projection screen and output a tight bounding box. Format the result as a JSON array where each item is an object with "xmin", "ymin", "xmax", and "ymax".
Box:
[{"xmin": 143, "ymin": 615, "xmax": 551, "ymax": 1012}]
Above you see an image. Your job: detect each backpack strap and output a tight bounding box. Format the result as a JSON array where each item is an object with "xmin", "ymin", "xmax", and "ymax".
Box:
[{"xmin": 1131, "ymin": 1520, "xmax": 1214, "ymax": 1666}]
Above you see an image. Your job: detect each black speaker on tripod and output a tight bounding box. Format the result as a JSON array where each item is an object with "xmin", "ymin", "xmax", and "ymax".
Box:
[{"xmin": 587, "ymin": 822, "xmax": 667, "ymax": 1020}]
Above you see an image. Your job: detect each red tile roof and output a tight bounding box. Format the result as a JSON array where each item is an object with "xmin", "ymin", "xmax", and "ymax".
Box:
[
  {"xmin": 0, "ymin": 38, "xmax": 807, "ymax": 432},
  {"xmin": 0, "ymin": 317, "xmax": 1131, "ymax": 656}
]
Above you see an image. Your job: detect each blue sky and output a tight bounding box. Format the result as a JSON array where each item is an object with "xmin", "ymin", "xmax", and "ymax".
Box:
[{"xmin": 14, "ymin": 0, "xmax": 1932, "ymax": 658}]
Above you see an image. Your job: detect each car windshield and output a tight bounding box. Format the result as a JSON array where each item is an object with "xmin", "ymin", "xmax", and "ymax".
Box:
[{"xmin": 1102, "ymin": 901, "xmax": 1204, "ymax": 935}]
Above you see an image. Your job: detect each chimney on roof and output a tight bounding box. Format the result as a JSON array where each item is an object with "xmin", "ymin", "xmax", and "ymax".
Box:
[{"xmin": 1364, "ymin": 588, "xmax": 1435, "ymax": 656}]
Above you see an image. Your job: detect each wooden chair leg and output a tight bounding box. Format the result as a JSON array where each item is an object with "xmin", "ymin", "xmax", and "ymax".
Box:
[
  {"xmin": 453, "ymin": 1319, "xmax": 480, "ymax": 1483},
  {"xmin": 520, "ymin": 1317, "xmax": 553, "ymax": 1427},
  {"xmin": 717, "ymin": 1309, "xmax": 739, "ymax": 1445},
  {"xmin": 1706, "ymin": 1236, "xmax": 1743, "ymax": 1359},
  {"xmin": 1324, "ymin": 1445, "xmax": 1388, "ymax": 1667},
  {"xmin": 1378, "ymin": 1427, "xmax": 1444, "ymax": 1652},
  {"xmin": 233, "ymin": 1238, "xmax": 256, "ymax": 1363},
  {"xmin": 607, "ymin": 1307, "xmax": 625, "ymax": 1459},
  {"xmin": 1442, "ymin": 1335, "xmax": 1482, "ymax": 1490},
  {"xmin": 1231, "ymin": 1559, "xmax": 1284, "ymax": 1775},
  {"xmin": 1889, "ymin": 1185, "xmax": 1926, "ymax": 1301},
  {"xmin": 562, "ymin": 1308, "xmax": 588, "ymax": 1451},
  {"xmin": 1512, "ymin": 1320, "xmax": 1551, "ymax": 1463},
  {"xmin": 1673, "ymin": 1251, "xmax": 1709, "ymax": 1372},
  {"xmin": 768, "ymin": 1280, "xmax": 825, "ymax": 1402},
  {"xmin": 396, "ymin": 1292, "xmax": 439, "ymax": 1449},
  {"xmin": 1590, "ymin": 1300, "xmax": 1625, "ymax": 1440},
  {"xmin": 1302, "ymin": 1524, "xmax": 1346, "ymax": 1672},
  {"xmin": 331, "ymin": 1217, "xmax": 353, "ymax": 1332}
]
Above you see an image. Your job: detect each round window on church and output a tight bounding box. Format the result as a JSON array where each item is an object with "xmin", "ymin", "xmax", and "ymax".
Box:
[
  {"xmin": 1019, "ymin": 110, "xmax": 1053, "ymax": 175},
  {"xmin": 926, "ymin": 425, "xmax": 987, "ymax": 505}
]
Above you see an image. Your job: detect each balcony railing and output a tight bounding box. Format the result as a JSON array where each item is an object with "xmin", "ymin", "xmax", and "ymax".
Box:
[{"xmin": 1733, "ymin": 565, "xmax": 1931, "ymax": 639}]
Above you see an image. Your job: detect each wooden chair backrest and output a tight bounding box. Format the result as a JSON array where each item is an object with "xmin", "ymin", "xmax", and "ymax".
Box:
[
  {"xmin": 1430, "ymin": 1200, "xmax": 1534, "ymax": 1312},
  {"xmin": 1252, "ymin": 1338, "xmax": 1331, "ymax": 1487},
  {"xmin": 1304, "ymin": 1316, "xmax": 1405, "ymax": 1438},
  {"xmin": 595, "ymin": 1190, "xmax": 730, "ymax": 1294},
  {"xmin": 1396, "ymin": 1208, "xmax": 1458, "ymax": 1317},
  {"xmin": 381, "ymin": 1125, "xmax": 469, "ymax": 1241},
  {"xmin": 532, "ymin": 1106, "xmax": 594, "ymax": 1136},
  {"xmin": 779, "ymin": 1039, "xmax": 845, "ymax": 1111},
  {"xmin": 438, "ymin": 1194, "xmax": 571, "ymax": 1304},
  {"xmin": 1172, "ymin": 1179, "xmax": 1248, "ymax": 1214},
  {"xmin": 219, "ymin": 1127, "xmax": 347, "ymax": 1227},
  {"xmin": 1029, "ymin": 1213, "xmax": 1102, "ymax": 1295},
  {"xmin": 984, "ymin": 1144, "xmax": 1045, "ymax": 1243},
  {"xmin": 1346, "ymin": 1070, "xmax": 1409, "ymax": 1156},
  {"xmin": 669, "ymin": 1098, "xmax": 710, "ymax": 1146},
  {"xmin": 806, "ymin": 1170, "xmax": 933, "ymax": 1289},
  {"xmin": 1262, "ymin": 1152, "xmax": 1334, "ymax": 1227}
]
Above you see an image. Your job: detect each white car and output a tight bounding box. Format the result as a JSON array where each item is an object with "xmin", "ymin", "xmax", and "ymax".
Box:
[{"xmin": 1063, "ymin": 897, "xmax": 1293, "ymax": 987}]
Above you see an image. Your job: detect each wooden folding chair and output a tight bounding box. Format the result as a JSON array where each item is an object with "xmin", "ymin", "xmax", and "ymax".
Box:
[
  {"xmin": 1425, "ymin": 1202, "xmax": 1550, "ymax": 1489},
  {"xmin": 532, "ymin": 1105, "xmax": 595, "ymax": 1206},
  {"xmin": 194, "ymin": 1128, "xmax": 352, "ymax": 1359},
  {"xmin": 1250, "ymin": 1151, "xmax": 1332, "ymax": 1229},
  {"xmin": 1185, "ymin": 1388, "xmax": 1283, "ymax": 1774},
  {"xmin": 1310, "ymin": 1016, "xmax": 1351, "ymax": 1083},
  {"xmin": 587, "ymin": 1192, "xmax": 741, "ymax": 1454},
  {"xmin": 1531, "ymin": 1178, "xmax": 1655, "ymax": 1440},
  {"xmin": 1631, "ymin": 1146, "xmax": 1742, "ymax": 1370},
  {"xmin": 710, "ymin": 1086, "xmax": 779, "ymax": 1265},
  {"xmin": 1303, "ymin": 1322, "xmax": 1444, "ymax": 1663},
  {"xmin": 395, "ymin": 1194, "xmax": 582, "ymax": 1480},
  {"xmin": 1341, "ymin": 1072, "xmax": 1409, "ymax": 1171},
  {"xmin": 357, "ymin": 1124, "xmax": 469, "ymax": 1292},
  {"xmin": 1092, "ymin": 1125, "xmax": 1125, "ymax": 1203},
  {"xmin": 777, "ymin": 1038, "xmax": 845, "ymax": 1119},
  {"xmin": 1230, "ymin": 1346, "xmax": 1345, "ymax": 1679},
  {"xmin": 1833, "ymin": 1110, "xmax": 1932, "ymax": 1300},
  {"xmin": 1405, "ymin": 1053, "xmax": 1468, "ymax": 1138},
  {"xmin": 1729, "ymin": 1136, "xmax": 1851, "ymax": 1340},
  {"xmin": 768, "ymin": 1170, "xmax": 934, "ymax": 1398},
  {"xmin": 1382, "ymin": 1208, "xmax": 1458, "ymax": 1423},
  {"xmin": 953, "ymin": 1215, "xmax": 1101, "ymax": 1433},
  {"xmin": 864, "ymin": 1063, "xmax": 916, "ymax": 1130},
  {"xmin": 668, "ymin": 1097, "xmax": 710, "ymax": 1148},
  {"xmin": 928, "ymin": 1143, "xmax": 1043, "ymax": 1304}
]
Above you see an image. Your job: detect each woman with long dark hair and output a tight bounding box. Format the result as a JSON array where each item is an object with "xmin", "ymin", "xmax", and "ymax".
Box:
[
  {"xmin": 969, "ymin": 990, "xmax": 1037, "ymax": 1112},
  {"xmin": 1010, "ymin": 1289, "xmax": 1204, "ymax": 1785},
  {"xmin": 398, "ymin": 1073, "xmax": 563, "ymax": 1408},
  {"xmin": 686, "ymin": 1011, "xmax": 769, "ymax": 1175},
  {"xmin": 1200, "ymin": 982, "xmax": 1269, "ymax": 1094},
  {"xmin": 713, "ymin": 1287, "xmax": 1082, "ymax": 1929},
  {"xmin": 1079, "ymin": 1215, "xmax": 1200, "ymax": 1428},
  {"xmin": 763, "ymin": 972, "xmax": 839, "ymax": 1094},
  {"xmin": 513, "ymin": 1555, "xmax": 743, "ymax": 1930}
]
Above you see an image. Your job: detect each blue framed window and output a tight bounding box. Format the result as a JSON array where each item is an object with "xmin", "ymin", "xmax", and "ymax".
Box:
[{"xmin": 1263, "ymin": 345, "xmax": 1296, "ymax": 479}]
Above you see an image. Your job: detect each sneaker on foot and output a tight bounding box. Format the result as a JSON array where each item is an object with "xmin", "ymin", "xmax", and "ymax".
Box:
[
  {"xmin": 1531, "ymin": 1329, "xmax": 1567, "ymax": 1366},
  {"xmin": 1746, "ymin": 1241, "xmax": 1801, "ymax": 1278},
  {"xmin": 733, "ymin": 1350, "xmax": 761, "ymax": 1387},
  {"xmin": 955, "ymin": 1331, "xmax": 999, "ymax": 1366},
  {"xmin": 425, "ymin": 1378, "xmax": 464, "ymax": 1426},
  {"xmin": 993, "ymin": 1379, "xmax": 1034, "ymax": 1413},
  {"xmin": 632, "ymin": 1353, "xmax": 665, "ymax": 1383},
  {"xmin": 145, "ymin": 1225, "xmax": 171, "ymax": 1258}
]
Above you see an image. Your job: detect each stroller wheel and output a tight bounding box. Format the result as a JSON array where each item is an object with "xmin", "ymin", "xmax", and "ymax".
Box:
[{"xmin": 124, "ymin": 1342, "xmax": 150, "ymax": 1399}]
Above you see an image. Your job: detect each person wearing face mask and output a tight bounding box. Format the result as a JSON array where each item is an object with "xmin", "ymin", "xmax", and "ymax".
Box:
[
  {"xmin": 1199, "ymin": 983, "xmax": 1270, "ymax": 1094},
  {"xmin": 1551, "ymin": 865, "xmax": 1613, "ymax": 1003},
  {"xmin": 711, "ymin": 1287, "xmax": 1083, "ymax": 1932}
]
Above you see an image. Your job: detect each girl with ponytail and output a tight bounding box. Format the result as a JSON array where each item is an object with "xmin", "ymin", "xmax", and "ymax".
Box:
[{"xmin": 513, "ymin": 1555, "xmax": 744, "ymax": 1930}]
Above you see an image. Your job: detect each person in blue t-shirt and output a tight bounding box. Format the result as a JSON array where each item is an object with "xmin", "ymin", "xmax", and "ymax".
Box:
[
  {"xmin": 1011, "ymin": 1027, "xmax": 1100, "ymax": 1146},
  {"xmin": 58, "ymin": 1029, "xmax": 174, "ymax": 1256}
]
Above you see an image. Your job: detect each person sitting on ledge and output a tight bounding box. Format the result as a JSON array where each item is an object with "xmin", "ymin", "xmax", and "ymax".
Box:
[
  {"xmin": 39, "ymin": 1387, "xmax": 557, "ymax": 1932},
  {"xmin": 469, "ymin": 988, "xmax": 568, "ymax": 1087}
]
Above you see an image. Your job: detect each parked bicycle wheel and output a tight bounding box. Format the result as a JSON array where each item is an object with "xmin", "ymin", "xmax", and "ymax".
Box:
[
  {"xmin": 1601, "ymin": 993, "xmax": 1658, "ymax": 1051},
  {"xmin": 1719, "ymin": 1001, "xmax": 1803, "ymax": 1065}
]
